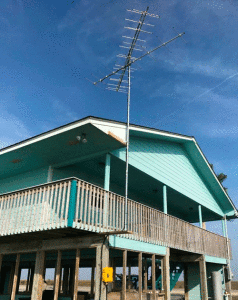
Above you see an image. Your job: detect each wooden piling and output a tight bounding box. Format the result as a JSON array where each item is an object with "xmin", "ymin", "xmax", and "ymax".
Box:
[
  {"xmin": 54, "ymin": 250, "xmax": 62, "ymax": 300},
  {"xmin": 11, "ymin": 254, "xmax": 20, "ymax": 300}
]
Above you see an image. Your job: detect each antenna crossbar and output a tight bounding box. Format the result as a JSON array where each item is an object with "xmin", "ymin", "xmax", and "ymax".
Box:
[
  {"xmin": 93, "ymin": 32, "xmax": 185, "ymax": 85},
  {"xmin": 122, "ymin": 36, "xmax": 146, "ymax": 42}
]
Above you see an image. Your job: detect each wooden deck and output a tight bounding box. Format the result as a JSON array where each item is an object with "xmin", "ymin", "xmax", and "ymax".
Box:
[{"xmin": 0, "ymin": 177, "xmax": 230, "ymax": 259}]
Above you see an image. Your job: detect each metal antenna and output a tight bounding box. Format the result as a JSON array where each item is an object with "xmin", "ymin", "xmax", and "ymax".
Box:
[{"xmin": 93, "ymin": 7, "xmax": 185, "ymax": 231}]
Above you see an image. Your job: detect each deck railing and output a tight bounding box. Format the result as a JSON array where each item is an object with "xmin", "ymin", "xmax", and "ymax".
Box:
[{"xmin": 0, "ymin": 178, "xmax": 230, "ymax": 259}]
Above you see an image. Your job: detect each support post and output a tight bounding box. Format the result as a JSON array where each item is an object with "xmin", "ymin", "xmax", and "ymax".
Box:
[
  {"xmin": 198, "ymin": 205, "xmax": 203, "ymax": 228},
  {"xmin": 11, "ymin": 253, "xmax": 20, "ymax": 300},
  {"xmin": 152, "ymin": 254, "xmax": 156, "ymax": 300},
  {"xmin": 138, "ymin": 252, "xmax": 142, "ymax": 300},
  {"xmin": 68, "ymin": 180, "xmax": 77, "ymax": 227},
  {"xmin": 112, "ymin": 259, "xmax": 116, "ymax": 291},
  {"xmin": 163, "ymin": 185, "xmax": 167, "ymax": 214},
  {"xmin": 31, "ymin": 251, "xmax": 46, "ymax": 300},
  {"xmin": 184, "ymin": 263, "xmax": 189, "ymax": 300},
  {"xmin": 144, "ymin": 258, "xmax": 148, "ymax": 291},
  {"xmin": 103, "ymin": 154, "xmax": 111, "ymax": 228},
  {"xmin": 91, "ymin": 262, "xmax": 95, "ymax": 296},
  {"xmin": 47, "ymin": 165, "xmax": 53, "ymax": 182},
  {"xmin": 122, "ymin": 250, "xmax": 127, "ymax": 300},
  {"xmin": 162, "ymin": 248, "xmax": 170, "ymax": 300},
  {"xmin": 62, "ymin": 266, "xmax": 69, "ymax": 294},
  {"xmin": 0, "ymin": 254, "xmax": 3, "ymax": 273},
  {"xmin": 101, "ymin": 239, "xmax": 109, "ymax": 300},
  {"xmin": 95, "ymin": 246, "xmax": 102, "ymax": 300},
  {"xmin": 104, "ymin": 154, "xmax": 111, "ymax": 191},
  {"xmin": 54, "ymin": 250, "xmax": 62, "ymax": 300},
  {"xmin": 72, "ymin": 249, "xmax": 80, "ymax": 300},
  {"xmin": 199, "ymin": 255, "xmax": 208, "ymax": 300}
]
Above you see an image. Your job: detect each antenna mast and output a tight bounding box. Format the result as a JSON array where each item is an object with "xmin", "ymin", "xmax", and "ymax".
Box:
[{"xmin": 93, "ymin": 7, "xmax": 185, "ymax": 231}]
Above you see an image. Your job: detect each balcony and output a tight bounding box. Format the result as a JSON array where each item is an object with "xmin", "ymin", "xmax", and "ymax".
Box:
[{"xmin": 0, "ymin": 177, "xmax": 230, "ymax": 259}]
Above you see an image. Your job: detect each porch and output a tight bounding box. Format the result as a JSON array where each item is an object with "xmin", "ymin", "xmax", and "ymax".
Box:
[{"xmin": 0, "ymin": 177, "xmax": 230, "ymax": 259}]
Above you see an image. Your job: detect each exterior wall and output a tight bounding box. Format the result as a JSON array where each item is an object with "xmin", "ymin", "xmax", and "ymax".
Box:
[
  {"xmin": 187, "ymin": 263, "xmax": 201, "ymax": 300},
  {"xmin": 0, "ymin": 167, "xmax": 48, "ymax": 194},
  {"xmin": 111, "ymin": 136, "xmax": 224, "ymax": 216}
]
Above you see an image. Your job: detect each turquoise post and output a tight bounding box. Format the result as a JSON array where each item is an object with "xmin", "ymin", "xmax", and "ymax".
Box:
[
  {"xmin": 198, "ymin": 205, "xmax": 203, "ymax": 228},
  {"xmin": 163, "ymin": 185, "xmax": 167, "ymax": 214},
  {"xmin": 104, "ymin": 154, "xmax": 111, "ymax": 191},
  {"xmin": 68, "ymin": 180, "xmax": 77, "ymax": 227},
  {"xmin": 103, "ymin": 154, "xmax": 111, "ymax": 228},
  {"xmin": 222, "ymin": 218, "xmax": 227, "ymax": 237}
]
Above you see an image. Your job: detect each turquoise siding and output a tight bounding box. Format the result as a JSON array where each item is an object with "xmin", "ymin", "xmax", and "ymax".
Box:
[
  {"xmin": 109, "ymin": 236, "xmax": 167, "ymax": 255},
  {"xmin": 111, "ymin": 137, "xmax": 224, "ymax": 216},
  {"xmin": 0, "ymin": 167, "xmax": 48, "ymax": 195},
  {"xmin": 187, "ymin": 263, "xmax": 201, "ymax": 300}
]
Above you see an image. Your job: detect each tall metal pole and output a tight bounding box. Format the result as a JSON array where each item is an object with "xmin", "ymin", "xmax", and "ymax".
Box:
[{"xmin": 124, "ymin": 61, "xmax": 131, "ymax": 230}]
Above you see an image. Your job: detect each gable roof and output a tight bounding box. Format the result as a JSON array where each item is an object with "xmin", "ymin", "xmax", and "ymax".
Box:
[{"xmin": 1, "ymin": 115, "xmax": 237, "ymax": 218}]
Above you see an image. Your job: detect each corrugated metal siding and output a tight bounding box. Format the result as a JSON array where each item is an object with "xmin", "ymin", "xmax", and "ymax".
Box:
[{"xmin": 111, "ymin": 136, "xmax": 223, "ymax": 216}]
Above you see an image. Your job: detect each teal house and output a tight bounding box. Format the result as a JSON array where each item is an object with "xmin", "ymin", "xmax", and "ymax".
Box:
[{"xmin": 0, "ymin": 116, "xmax": 236, "ymax": 300}]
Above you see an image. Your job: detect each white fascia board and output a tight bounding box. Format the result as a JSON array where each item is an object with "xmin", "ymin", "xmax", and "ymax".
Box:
[
  {"xmin": 91, "ymin": 119, "xmax": 127, "ymax": 143},
  {"xmin": 193, "ymin": 140, "xmax": 238, "ymax": 214},
  {"xmin": 0, "ymin": 118, "xmax": 93, "ymax": 155},
  {"xmin": 129, "ymin": 125, "xmax": 194, "ymax": 142}
]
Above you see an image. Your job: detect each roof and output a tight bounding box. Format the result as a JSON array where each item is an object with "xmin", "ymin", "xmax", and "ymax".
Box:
[{"xmin": 1, "ymin": 115, "xmax": 237, "ymax": 218}]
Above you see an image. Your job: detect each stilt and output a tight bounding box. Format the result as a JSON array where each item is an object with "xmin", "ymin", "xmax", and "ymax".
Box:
[
  {"xmin": 101, "ymin": 239, "xmax": 109, "ymax": 300},
  {"xmin": 152, "ymin": 254, "xmax": 156, "ymax": 300},
  {"xmin": 11, "ymin": 253, "xmax": 20, "ymax": 300},
  {"xmin": 144, "ymin": 258, "xmax": 148, "ymax": 291},
  {"xmin": 0, "ymin": 254, "xmax": 3, "ymax": 273},
  {"xmin": 199, "ymin": 255, "xmax": 208, "ymax": 300},
  {"xmin": 95, "ymin": 246, "xmax": 102, "ymax": 300},
  {"xmin": 184, "ymin": 263, "xmax": 189, "ymax": 300},
  {"xmin": 138, "ymin": 252, "xmax": 142, "ymax": 300},
  {"xmin": 54, "ymin": 250, "xmax": 62, "ymax": 300},
  {"xmin": 72, "ymin": 249, "xmax": 80, "ymax": 300},
  {"xmin": 91, "ymin": 262, "xmax": 95, "ymax": 296},
  {"xmin": 31, "ymin": 251, "xmax": 46, "ymax": 300},
  {"xmin": 162, "ymin": 248, "xmax": 170, "ymax": 300},
  {"xmin": 122, "ymin": 250, "xmax": 127, "ymax": 300}
]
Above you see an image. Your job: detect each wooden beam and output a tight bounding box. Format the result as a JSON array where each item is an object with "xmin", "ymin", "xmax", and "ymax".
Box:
[
  {"xmin": 101, "ymin": 239, "xmax": 109, "ymax": 300},
  {"xmin": 184, "ymin": 264, "xmax": 189, "ymax": 300},
  {"xmin": 11, "ymin": 253, "xmax": 20, "ymax": 300},
  {"xmin": 152, "ymin": 254, "xmax": 156, "ymax": 300},
  {"xmin": 163, "ymin": 248, "xmax": 170, "ymax": 300},
  {"xmin": 0, "ymin": 235, "xmax": 104, "ymax": 255},
  {"xmin": 73, "ymin": 249, "xmax": 80, "ymax": 300},
  {"xmin": 95, "ymin": 245, "xmax": 102, "ymax": 300},
  {"xmin": 138, "ymin": 252, "xmax": 142, "ymax": 300},
  {"xmin": 199, "ymin": 255, "xmax": 208, "ymax": 300},
  {"xmin": 170, "ymin": 254, "xmax": 202, "ymax": 263},
  {"xmin": 122, "ymin": 250, "xmax": 127, "ymax": 300},
  {"xmin": 54, "ymin": 250, "xmax": 62, "ymax": 300},
  {"xmin": 62, "ymin": 266, "xmax": 69, "ymax": 294},
  {"xmin": 31, "ymin": 250, "xmax": 45, "ymax": 300},
  {"xmin": 91, "ymin": 262, "xmax": 95, "ymax": 296},
  {"xmin": 144, "ymin": 258, "xmax": 148, "ymax": 291}
]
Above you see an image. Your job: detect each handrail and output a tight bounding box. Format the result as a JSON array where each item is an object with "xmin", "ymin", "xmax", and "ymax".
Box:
[{"xmin": 0, "ymin": 177, "xmax": 230, "ymax": 259}]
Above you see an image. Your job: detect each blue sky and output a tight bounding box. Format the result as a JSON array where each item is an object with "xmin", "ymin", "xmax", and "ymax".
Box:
[{"xmin": 1, "ymin": 0, "xmax": 238, "ymax": 278}]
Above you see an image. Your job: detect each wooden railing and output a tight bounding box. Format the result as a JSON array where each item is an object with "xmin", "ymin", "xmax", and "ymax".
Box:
[{"xmin": 0, "ymin": 178, "xmax": 230, "ymax": 259}]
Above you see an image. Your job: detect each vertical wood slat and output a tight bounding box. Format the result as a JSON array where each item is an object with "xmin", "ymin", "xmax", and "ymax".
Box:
[
  {"xmin": 51, "ymin": 184, "xmax": 59, "ymax": 229},
  {"xmin": 138, "ymin": 252, "xmax": 142, "ymax": 300},
  {"xmin": 11, "ymin": 253, "xmax": 20, "ymax": 300},
  {"xmin": 95, "ymin": 187, "xmax": 100, "ymax": 231},
  {"xmin": 79, "ymin": 182, "xmax": 85, "ymax": 228},
  {"xmin": 91, "ymin": 186, "xmax": 96, "ymax": 231},
  {"xmin": 122, "ymin": 250, "xmax": 127, "ymax": 300},
  {"xmin": 73, "ymin": 249, "xmax": 80, "ymax": 300},
  {"xmin": 65, "ymin": 181, "xmax": 72, "ymax": 227},
  {"xmin": 152, "ymin": 254, "xmax": 156, "ymax": 300},
  {"xmin": 54, "ymin": 250, "xmax": 62, "ymax": 300},
  {"xmin": 74, "ymin": 181, "xmax": 81, "ymax": 229}
]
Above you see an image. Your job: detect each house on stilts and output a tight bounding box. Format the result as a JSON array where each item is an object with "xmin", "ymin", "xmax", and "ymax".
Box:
[{"xmin": 0, "ymin": 116, "xmax": 236, "ymax": 300}]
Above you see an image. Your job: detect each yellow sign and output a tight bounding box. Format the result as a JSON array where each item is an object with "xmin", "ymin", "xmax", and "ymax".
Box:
[{"xmin": 102, "ymin": 267, "xmax": 113, "ymax": 283}]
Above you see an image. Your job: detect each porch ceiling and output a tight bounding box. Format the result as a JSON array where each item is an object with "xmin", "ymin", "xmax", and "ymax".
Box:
[{"xmin": 0, "ymin": 123, "xmax": 124, "ymax": 180}]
